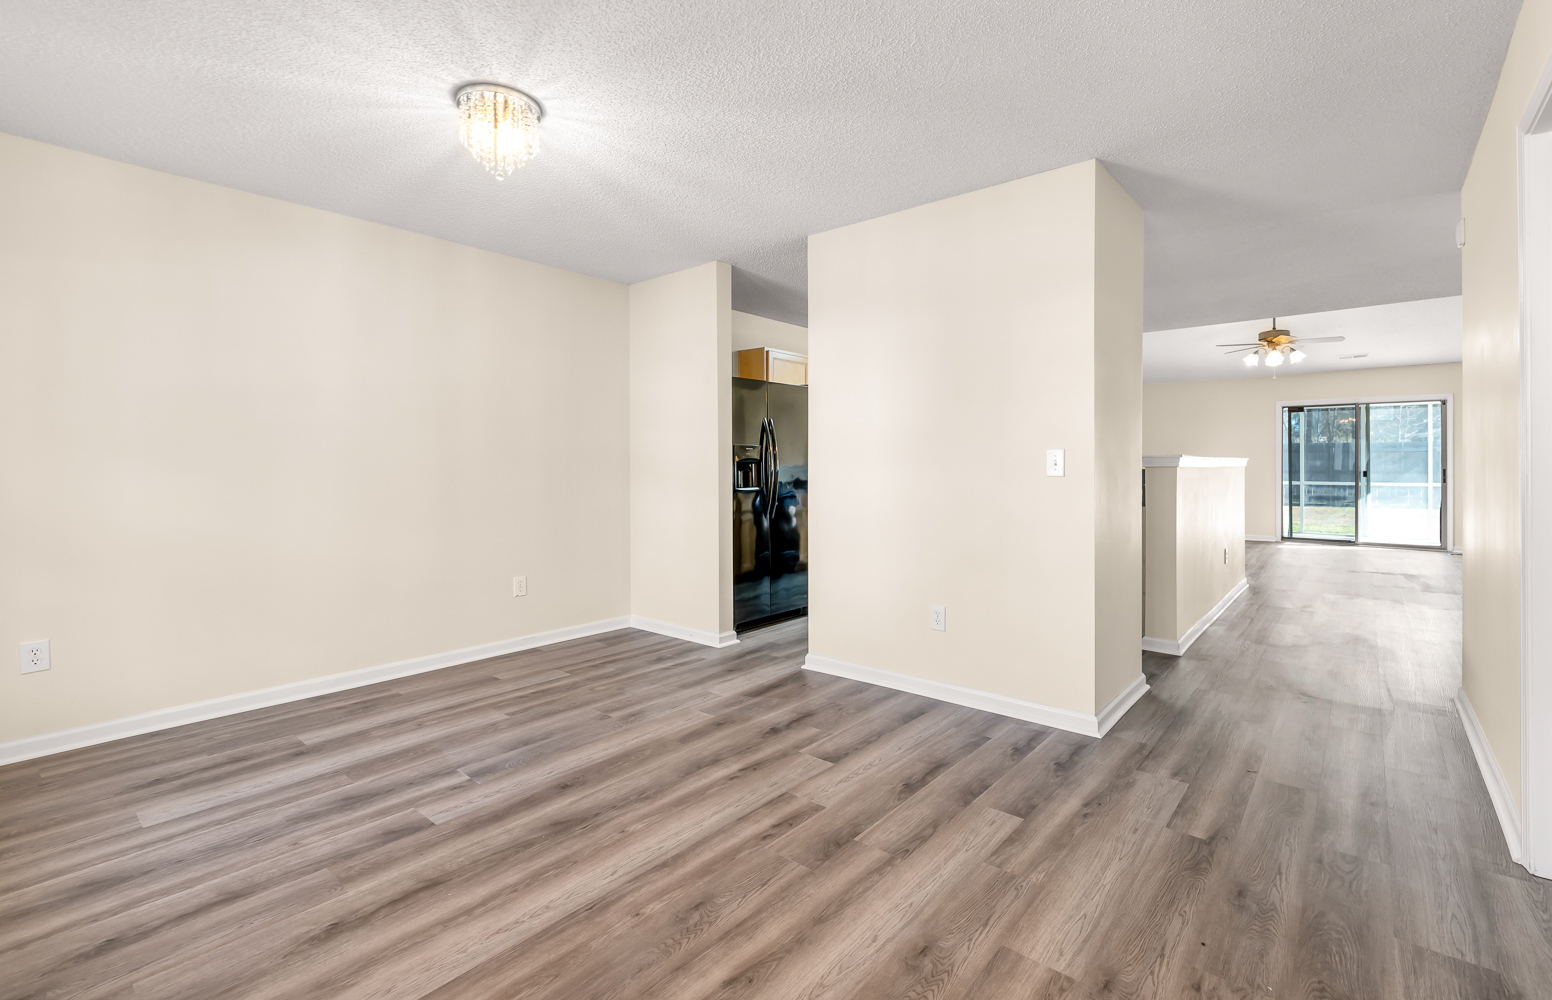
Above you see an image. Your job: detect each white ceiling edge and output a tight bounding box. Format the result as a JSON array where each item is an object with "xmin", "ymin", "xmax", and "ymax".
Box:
[
  {"xmin": 1143, "ymin": 296, "xmax": 1462, "ymax": 384},
  {"xmin": 732, "ymin": 310, "xmax": 807, "ymax": 333}
]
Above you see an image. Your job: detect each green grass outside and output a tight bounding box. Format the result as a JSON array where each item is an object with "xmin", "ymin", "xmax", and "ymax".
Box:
[{"xmin": 1286, "ymin": 505, "xmax": 1355, "ymax": 536}]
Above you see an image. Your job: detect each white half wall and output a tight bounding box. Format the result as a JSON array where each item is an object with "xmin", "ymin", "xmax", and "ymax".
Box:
[{"xmin": 1143, "ymin": 462, "xmax": 1247, "ymax": 647}]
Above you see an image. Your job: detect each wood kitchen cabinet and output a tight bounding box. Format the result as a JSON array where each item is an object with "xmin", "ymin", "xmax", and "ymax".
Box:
[{"xmin": 735, "ymin": 347, "xmax": 807, "ymax": 386}]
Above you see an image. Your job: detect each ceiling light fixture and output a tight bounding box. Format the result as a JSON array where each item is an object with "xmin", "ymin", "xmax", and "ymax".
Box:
[{"xmin": 455, "ymin": 83, "xmax": 542, "ymax": 179}]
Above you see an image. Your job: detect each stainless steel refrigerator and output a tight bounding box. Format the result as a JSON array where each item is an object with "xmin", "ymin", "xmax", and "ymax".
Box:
[{"xmin": 732, "ymin": 377, "xmax": 807, "ymax": 628}]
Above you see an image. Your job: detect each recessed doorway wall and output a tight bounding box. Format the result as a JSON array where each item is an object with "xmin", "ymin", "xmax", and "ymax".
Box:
[{"xmin": 1279, "ymin": 394, "xmax": 1452, "ymax": 549}]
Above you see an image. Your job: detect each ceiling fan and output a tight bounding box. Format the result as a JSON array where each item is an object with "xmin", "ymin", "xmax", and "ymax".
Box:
[{"xmin": 1217, "ymin": 319, "xmax": 1345, "ymax": 368}]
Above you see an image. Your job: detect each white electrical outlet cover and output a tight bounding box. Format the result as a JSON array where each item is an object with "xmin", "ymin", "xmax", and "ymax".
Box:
[
  {"xmin": 20, "ymin": 639, "xmax": 49, "ymax": 674},
  {"xmin": 1046, "ymin": 449, "xmax": 1065, "ymax": 477},
  {"xmin": 930, "ymin": 605, "xmax": 946, "ymax": 631},
  {"xmin": 513, "ymin": 575, "xmax": 528, "ymax": 597}
]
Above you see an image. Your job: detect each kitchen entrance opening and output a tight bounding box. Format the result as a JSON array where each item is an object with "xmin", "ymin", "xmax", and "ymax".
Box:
[
  {"xmin": 732, "ymin": 375, "xmax": 808, "ymax": 630},
  {"xmin": 1282, "ymin": 399, "xmax": 1446, "ymax": 548}
]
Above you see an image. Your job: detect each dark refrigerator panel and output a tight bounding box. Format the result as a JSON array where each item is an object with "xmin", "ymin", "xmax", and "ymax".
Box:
[
  {"xmin": 766, "ymin": 381, "xmax": 807, "ymax": 617},
  {"xmin": 731, "ymin": 376, "xmax": 807, "ymax": 630},
  {"xmin": 732, "ymin": 378, "xmax": 770, "ymax": 626}
]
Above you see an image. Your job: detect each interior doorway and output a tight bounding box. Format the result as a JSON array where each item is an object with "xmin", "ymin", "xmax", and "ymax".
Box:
[{"xmin": 1281, "ymin": 397, "xmax": 1448, "ymax": 548}]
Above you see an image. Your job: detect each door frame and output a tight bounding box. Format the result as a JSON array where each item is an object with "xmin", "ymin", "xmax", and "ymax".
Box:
[
  {"xmin": 1273, "ymin": 393, "xmax": 1455, "ymax": 552},
  {"xmin": 1515, "ymin": 62, "xmax": 1552, "ymax": 877},
  {"xmin": 1281, "ymin": 402, "xmax": 1361, "ymax": 545}
]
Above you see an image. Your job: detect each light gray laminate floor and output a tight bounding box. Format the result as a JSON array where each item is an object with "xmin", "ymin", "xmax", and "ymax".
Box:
[{"xmin": 2, "ymin": 541, "xmax": 1547, "ymax": 999}]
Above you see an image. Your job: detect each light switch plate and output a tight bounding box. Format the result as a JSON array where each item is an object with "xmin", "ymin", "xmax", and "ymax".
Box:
[{"xmin": 1046, "ymin": 449, "xmax": 1065, "ymax": 476}]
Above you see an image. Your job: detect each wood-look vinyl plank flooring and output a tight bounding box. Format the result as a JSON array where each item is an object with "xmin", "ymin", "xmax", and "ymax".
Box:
[{"xmin": 3, "ymin": 542, "xmax": 1547, "ymax": 999}]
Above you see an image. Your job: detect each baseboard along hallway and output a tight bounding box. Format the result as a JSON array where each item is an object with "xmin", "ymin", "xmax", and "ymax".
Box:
[{"xmin": 0, "ymin": 541, "xmax": 1539, "ymax": 999}]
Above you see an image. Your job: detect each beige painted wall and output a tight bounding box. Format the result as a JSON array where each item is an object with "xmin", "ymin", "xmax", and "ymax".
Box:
[
  {"xmin": 732, "ymin": 311, "xmax": 808, "ymax": 355},
  {"xmin": 1143, "ymin": 469, "xmax": 1180, "ymax": 640},
  {"xmin": 1143, "ymin": 364, "xmax": 1464, "ymax": 544},
  {"xmin": 1143, "ymin": 466, "xmax": 1246, "ymax": 643},
  {"xmin": 808, "ymin": 159, "xmax": 1142, "ymax": 717},
  {"xmin": 0, "ymin": 132, "xmax": 631, "ymax": 744},
  {"xmin": 628, "ymin": 262, "xmax": 734, "ymax": 637},
  {"xmin": 1093, "ymin": 165, "xmax": 1146, "ymax": 707},
  {"xmin": 1460, "ymin": 0, "xmax": 1552, "ymax": 808}
]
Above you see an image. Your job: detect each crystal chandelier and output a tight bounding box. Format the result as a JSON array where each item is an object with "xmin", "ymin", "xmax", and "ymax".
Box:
[{"xmin": 455, "ymin": 83, "xmax": 542, "ymax": 179}]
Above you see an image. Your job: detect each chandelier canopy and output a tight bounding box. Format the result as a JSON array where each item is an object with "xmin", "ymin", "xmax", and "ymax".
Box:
[{"xmin": 455, "ymin": 83, "xmax": 542, "ymax": 179}]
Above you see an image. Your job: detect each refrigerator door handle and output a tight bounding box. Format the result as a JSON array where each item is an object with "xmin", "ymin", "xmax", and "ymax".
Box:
[
  {"xmin": 758, "ymin": 417, "xmax": 773, "ymax": 510},
  {"xmin": 766, "ymin": 416, "xmax": 780, "ymax": 512},
  {"xmin": 755, "ymin": 418, "xmax": 765, "ymax": 492}
]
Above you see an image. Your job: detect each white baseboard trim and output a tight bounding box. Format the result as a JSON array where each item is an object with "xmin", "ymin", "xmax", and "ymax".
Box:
[
  {"xmin": 628, "ymin": 616, "xmax": 739, "ymax": 648},
  {"xmin": 1142, "ymin": 578, "xmax": 1248, "ymax": 656},
  {"xmin": 802, "ymin": 654, "xmax": 1148, "ymax": 738},
  {"xmin": 1096, "ymin": 673, "xmax": 1152, "ymax": 735},
  {"xmin": 1451, "ymin": 547, "xmax": 1464, "ymax": 555},
  {"xmin": 1246, "ymin": 534, "xmax": 1279, "ymax": 543},
  {"xmin": 0, "ymin": 616, "xmax": 634, "ymax": 768},
  {"xmin": 1454, "ymin": 687, "xmax": 1524, "ymax": 863}
]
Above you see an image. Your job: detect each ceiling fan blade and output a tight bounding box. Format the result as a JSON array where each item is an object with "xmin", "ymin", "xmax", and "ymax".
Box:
[
  {"xmin": 1222, "ymin": 347, "xmax": 1259, "ymax": 354},
  {"xmin": 1215, "ymin": 343, "xmax": 1264, "ymax": 347},
  {"xmin": 1295, "ymin": 336, "xmax": 1346, "ymax": 343}
]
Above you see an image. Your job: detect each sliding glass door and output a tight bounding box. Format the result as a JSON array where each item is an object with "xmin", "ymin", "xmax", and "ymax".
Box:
[
  {"xmin": 1359, "ymin": 401, "xmax": 1445, "ymax": 547},
  {"xmin": 1282, "ymin": 400, "xmax": 1446, "ymax": 548},
  {"xmin": 1284, "ymin": 405, "xmax": 1358, "ymax": 541}
]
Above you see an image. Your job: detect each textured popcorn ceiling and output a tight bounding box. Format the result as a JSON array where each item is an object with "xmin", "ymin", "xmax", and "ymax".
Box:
[{"xmin": 0, "ymin": 0, "xmax": 1519, "ymax": 329}]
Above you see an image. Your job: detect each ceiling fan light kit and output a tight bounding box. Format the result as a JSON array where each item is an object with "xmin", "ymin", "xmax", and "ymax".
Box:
[{"xmin": 1217, "ymin": 318, "xmax": 1342, "ymax": 372}]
